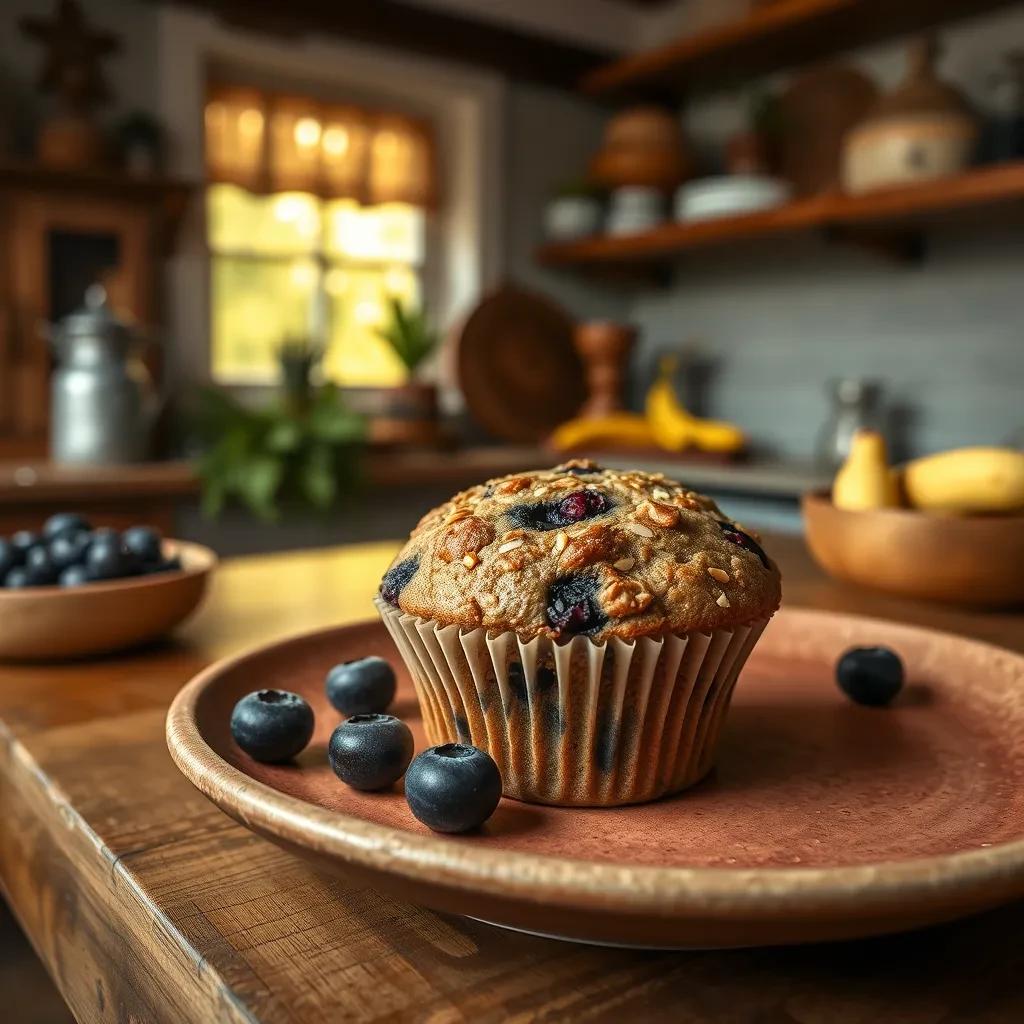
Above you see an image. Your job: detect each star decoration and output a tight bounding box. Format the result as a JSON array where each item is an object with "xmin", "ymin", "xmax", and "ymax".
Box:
[{"xmin": 20, "ymin": 0, "xmax": 120, "ymax": 114}]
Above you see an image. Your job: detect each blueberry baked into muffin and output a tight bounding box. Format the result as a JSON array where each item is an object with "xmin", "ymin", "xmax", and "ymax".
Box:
[{"xmin": 375, "ymin": 460, "xmax": 781, "ymax": 806}]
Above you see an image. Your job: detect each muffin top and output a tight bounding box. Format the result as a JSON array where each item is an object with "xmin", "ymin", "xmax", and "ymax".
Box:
[{"xmin": 378, "ymin": 460, "xmax": 781, "ymax": 642}]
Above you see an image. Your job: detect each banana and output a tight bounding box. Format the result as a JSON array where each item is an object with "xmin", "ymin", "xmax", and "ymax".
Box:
[
  {"xmin": 901, "ymin": 447, "xmax": 1024, "ymax": 514},
  {"xmin": 644, "ymin": 357, "xmax": 745, "ymax": 455},
  {"xmin": 549, "ymin": 412, "xmax": 656, "ymax": 451},
  {"xmin": 832, "ymin": 429, "xmax": 901, "ymax": 510}
]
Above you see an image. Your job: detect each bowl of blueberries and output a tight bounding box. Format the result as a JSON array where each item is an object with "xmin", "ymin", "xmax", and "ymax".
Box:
[{"xmin": 0, "ymin": 512, "xmax": 216, "ymax": 661}]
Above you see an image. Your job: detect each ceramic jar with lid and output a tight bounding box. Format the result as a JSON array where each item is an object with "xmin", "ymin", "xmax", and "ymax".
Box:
[
  {"xmin": 589, "ymin": 106, "xmax": 693, "ymax": 193},
  {"xmin": 842, "ymin": 38, "xmax": 978, "ymax": 194}
]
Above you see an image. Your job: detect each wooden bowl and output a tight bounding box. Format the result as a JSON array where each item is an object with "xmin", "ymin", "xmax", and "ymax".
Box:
[
  {"xmin": 168, "ymin": 609, "xmax": 1024, "ymax": 948},
  {"xmin": 0, "ymin": 540, "xmax": 216, "ymax": 661},
  {"xmin": 802, "ymin": 491, "xmax": 1024, "ymax": 607}
]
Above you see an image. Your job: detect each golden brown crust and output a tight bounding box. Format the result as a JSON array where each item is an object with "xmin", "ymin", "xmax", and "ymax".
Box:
[{"xmin": 381, "ymin": 460, "xmax": 781, "ymax": 641}]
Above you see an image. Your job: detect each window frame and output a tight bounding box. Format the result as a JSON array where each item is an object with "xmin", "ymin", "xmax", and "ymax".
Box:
[{"xmin": 155, "ymin": 5, "xmax": 504, "ymax": 402}]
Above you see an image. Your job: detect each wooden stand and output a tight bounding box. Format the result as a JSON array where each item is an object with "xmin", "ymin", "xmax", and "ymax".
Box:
[{"xmin": 572, "ymin": 321, "xmax": 636, "ymax": 418}]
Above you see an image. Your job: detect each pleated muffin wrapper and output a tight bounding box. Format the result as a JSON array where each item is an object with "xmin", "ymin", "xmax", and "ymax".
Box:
[{"xmin": 375, "ymin": 597, "xmax": 769, "ymax": 807}]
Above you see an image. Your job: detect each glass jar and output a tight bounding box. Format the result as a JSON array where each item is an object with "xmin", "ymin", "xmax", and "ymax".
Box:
[{"xmin": 816, "ymin": 378, "xmax": 885, "ymax": 470}]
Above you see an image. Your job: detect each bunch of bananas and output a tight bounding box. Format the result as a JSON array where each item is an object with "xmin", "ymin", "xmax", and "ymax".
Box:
[
  {"xmin": 833, "ymin": 429, "xmax": 1024, "ymax": 514},
  {"xmin": 549, "ymin": 357, "xmax": 746, "ymax": 456}
]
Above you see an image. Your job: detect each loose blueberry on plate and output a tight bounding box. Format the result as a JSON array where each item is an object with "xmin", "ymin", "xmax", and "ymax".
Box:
[
  {"xmin": 4, "ymin": 567, "xmax": 31, "ymax": 589},
  {"xmin": 328, "ymin": 714, "xmax": 414, "ymax": 791},
  {"xmin": 230, "ymin": 689, "xmax": 315, "ymax": 763},
  {"xmin": 404, "ymin": 743, "xmax": 502, "ymax": 833},
  {"xmin": 326, "ymin": 656, "xmax": 397, "ymax": 715},
  {"xmin": 836, "ymin": 646, "xmax": 904, "ymax": 707},
  {"xmin": 59, "ymin": 564, "xmax": 92, "ymax": 588},
  {"xmin": 123, "ymin": 525, "xmax": 163, "ymax": 565},
  {"xmin": 43, "ymin": 512, "xmax": 92, "ymax": 540},
  {"xmin": 24, "ymin": 545, "xmax": 57, "ymax": 585}
]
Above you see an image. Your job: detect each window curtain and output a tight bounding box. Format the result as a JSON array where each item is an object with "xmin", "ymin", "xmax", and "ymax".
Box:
[{"xmin": 204, "ymin": 83, "xmax": 438, "ymax": 208}]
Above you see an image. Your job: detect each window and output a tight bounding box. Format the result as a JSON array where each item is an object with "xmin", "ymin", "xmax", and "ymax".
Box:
[
  {"xmin": 208, "ymin": 185, "xmax": 424, "ymax": 384},
  {"xmin": 204, "ymin": 84, "xmax": 436, "ymax": 385}
]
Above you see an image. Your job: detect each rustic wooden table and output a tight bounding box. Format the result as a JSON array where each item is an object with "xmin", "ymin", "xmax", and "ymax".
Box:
[{"xmin": 2, "ymin": 536, "xmax": 1023, "ymax": 1024}]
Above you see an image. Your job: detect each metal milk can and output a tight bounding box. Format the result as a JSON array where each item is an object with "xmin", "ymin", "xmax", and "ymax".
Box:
[{"xmin": 49, "ymin": 285, "xmax": 158, "ymax": 464}]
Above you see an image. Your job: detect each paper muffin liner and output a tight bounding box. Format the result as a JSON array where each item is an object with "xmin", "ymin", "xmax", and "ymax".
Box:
[{"xmin": 375, "ymin": 597, "xmax": 769, "ymax": 807}]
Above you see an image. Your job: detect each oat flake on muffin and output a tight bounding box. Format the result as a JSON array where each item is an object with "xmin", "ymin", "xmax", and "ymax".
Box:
[{"xmin": 379, "ymin": 459, "xmax": 781, "ymax": 642}]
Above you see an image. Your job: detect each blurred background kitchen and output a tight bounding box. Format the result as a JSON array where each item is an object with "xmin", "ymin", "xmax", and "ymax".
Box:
[{"xmin": 1, "ymin": 0, "xmax": 1022, "ymax": 555}]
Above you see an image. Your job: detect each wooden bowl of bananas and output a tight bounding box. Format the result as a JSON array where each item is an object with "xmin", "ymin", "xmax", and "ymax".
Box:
[{"xmin": 803, "ymin": 433, "xmax": 1024, "ymax": 608}]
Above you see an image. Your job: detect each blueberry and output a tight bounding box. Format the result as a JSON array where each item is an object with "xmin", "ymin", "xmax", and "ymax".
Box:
[
  {"xmin": 122, "ymin": 525, "xmax": 163, "ymax": 565},
  {"xmin": 59, "ymin": 564, "xmax": 92, "ymax": 588},
  {"xmin": 328, "ymin": 714, "xmax": 414, "ymax": 790},
  {"xmin": 3, "ymin": 567, "xmax": 31, "ymax": 589},
  {"xmin": 507, "ymin": 489, "xmax": 612, "ymax": 532},
  {"xmin": 717, "ymin": 521, "xmax": 770, "ymax": 568},
  {"xmin": 145, "ymin": 555, "xmax": 182, "ymax": 575},
  {"xmin": 24, "ymin": 545, "xmax": 57, "ymax": 585},
  {"xmin": 404, "ymin": 743, "xmax": 502, "ymax": 833},
  {"xmin": 49, "ymin": 532, "xmax": 90, "ymax": 571},
  {"xmin": 380, "ymin": 557, "xmax": 418, "ymax": 607},
  {"xmin": 836, "ymin": 646, "xmax": 904, "ymax": 707},
  {"xmin": 0, "ymin": 538, "xmax": 16, "ymax": 577},
  {"xmin": 326, "ymin": 657, "xmax": 396, "ymax": 715},
  {"xmin": 43, "ymin": 512, "xmax": 92, "ymax": 540},
  {"xmin": 230, "ymin": 689, "xmax": 315, "ymax": 763},
  {"xmin": 11, "ymin": 530, "xmax": 43, "ymax": 559},
  {"xmin": 545, "ymin": 573, "xmax": 607, "ymax": 635},
  {"xmin": 85, "ymin": 532, "xmax": 135, "ymax": 580}
]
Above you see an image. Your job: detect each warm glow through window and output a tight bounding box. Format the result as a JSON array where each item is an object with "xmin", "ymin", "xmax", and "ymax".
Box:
[{"xmin": 208, "ymin": 183, "xmax": 424, "ymax": 385}]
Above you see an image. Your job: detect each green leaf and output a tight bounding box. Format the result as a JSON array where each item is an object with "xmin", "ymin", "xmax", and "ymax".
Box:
[
  {"xmin": 373, "ymin": 297, "xmax": 438, "ymax": 374},
  {"xmin": 308, "ymin": 394, "xmax": 365, "ymax": 444},
  {"xmin": 235, "ymin": 455, "xmax": 284, "ymax": 521},
  {"xmin": 265, "ymin": 418, "xmax": 302, "ymax": 453},
  {"xmin": 299, "ymin": 444, "xmax": 337, "ymax": 508}
]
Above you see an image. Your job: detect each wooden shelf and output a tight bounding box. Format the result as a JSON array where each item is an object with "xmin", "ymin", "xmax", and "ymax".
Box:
[
  {"xmin": 581, "ymin": 0, "xmax": 1017, "ymax": 99},
  {"xmin": 0, "ymin": 160, "xmax": 197, "ymax": 202},
  {"xmin": 536, "ymin": 162, "xmax": 1024, "ymax": 269}
]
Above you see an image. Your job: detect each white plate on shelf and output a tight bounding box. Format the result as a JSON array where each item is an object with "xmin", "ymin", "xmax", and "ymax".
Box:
[{"xmin": 675, "ymin": 176, "xmax": 792, "ymax": 222}]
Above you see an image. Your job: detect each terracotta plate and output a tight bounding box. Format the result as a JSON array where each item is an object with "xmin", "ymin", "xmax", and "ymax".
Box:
[
  {"xmin": 0, "ymin": 540, "xmax": 216, "ymax": 661},
  {"xmin": 167, "ymin": 609, "xmax": 1024, "ymax": 948}
]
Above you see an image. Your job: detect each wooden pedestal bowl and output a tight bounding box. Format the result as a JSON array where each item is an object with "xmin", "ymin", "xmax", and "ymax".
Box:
[
  {"xmin": 0, "ymin": 540, "xmax": 216, "ymax": 661},
  {"xmin": 802, "ymin": 491, "xmax": 1024, "ymax": 607}
]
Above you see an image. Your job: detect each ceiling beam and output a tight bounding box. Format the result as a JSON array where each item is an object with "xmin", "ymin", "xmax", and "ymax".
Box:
[{"xmin": 161, "ymin": 0, "xmax": 618, "ymax": 90}]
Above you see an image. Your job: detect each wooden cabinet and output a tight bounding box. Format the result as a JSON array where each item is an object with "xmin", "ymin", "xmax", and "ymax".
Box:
[{"xmin": 0, "ymin": 162, "xmax": 193, "ymax": 458}]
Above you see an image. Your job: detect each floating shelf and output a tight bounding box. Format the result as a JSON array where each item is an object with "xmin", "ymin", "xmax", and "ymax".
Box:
[
  {"xmin": 536, "ymin": 162, "xmax": 1024, "ymax": 270},
  {"xmin": 581, "ymin": 0, "xmax": 1018, "ymax": 99}
]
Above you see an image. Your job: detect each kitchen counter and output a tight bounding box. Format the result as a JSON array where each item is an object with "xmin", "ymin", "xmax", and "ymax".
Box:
[{"xmin": 1, "ymin": 535, "xmax": 1022, "ymax": 1022}]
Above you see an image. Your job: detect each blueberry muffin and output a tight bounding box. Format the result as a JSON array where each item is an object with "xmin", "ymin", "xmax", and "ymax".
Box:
[{"xmin": 375, "ymin": 460, "xmax": 780, "ymax": 807}]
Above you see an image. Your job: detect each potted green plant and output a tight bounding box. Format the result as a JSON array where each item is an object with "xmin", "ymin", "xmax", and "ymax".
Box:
[
  {"xmin": 373, "ymin": 297, "xmax": 441, "ymax": 446},
  {"xmin": 193, "ymin": 337, "xmax": 365, "ymax": 521}
]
